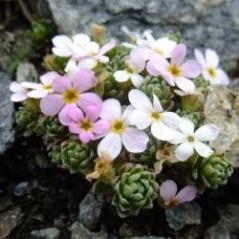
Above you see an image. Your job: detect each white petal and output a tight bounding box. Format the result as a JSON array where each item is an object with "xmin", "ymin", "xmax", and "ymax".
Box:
[
  {"xmin": 205, "ymin": 49, "xmax": 219, "ymax": 67},
  {"xmin": 179, "ymin": 119, "xmax": 194, "ymax": 135},
  {"xmin": 21, "ymin": 82, "xmax": 42, "ymax": 90},
  {"xmin": 194, "ymin": 142, "xmax": 213, "ymax": 158},
  {"xmin": 195, "ymin": 124, "xmax": 220, "ymax": 142},
  {"xmin": 214, "ymin": 69, "xmax": 230, "ymax": 85},
  {"xmin": 175, "ymin": 76, "xmax": 196, "ymax": 93},
  {"xmin": 154, "ymin": 37, "xmax": 177, "ymax": 58},
  {"xmin": 122, "ymin": 105, "xmax": 134, "ymax": 123},
  {"xmin": 27, "ymin": 89, "xmax": 47, "ymax": 98},
  {"xmin": 129, "ymin": 109, "xmax": 151, "ymax": 129},
  {"xmin": 11, "ymin": 93, "xmax": 28, "ymax": 102},
  {"xmin": 100, "ymin": 99, "xmax": 121, "ymax": 121},
  {"xmin": 40, "ymin": 71, "xmax": 59, "ymax": 85},
  {"xmin": 72, "ymin": 34, "xmax": 91, "ymax": 46},
  {"xmin": 175, "ymin": 143, "xmax": 194, "ymax": 161},
  {"xmin": 122, "ymin": 127, "xmax": 149, "ymax": 153},
  {"xmin": 77, "ymin": 58, "xmax": 97, "ymax": 69},
  {"xmin": 168, "ymin": 131, "xmax": 185, "ymax": 144},
  {"xmin": 97, "ymin": 133, "xmax": 122, "ymax": 159},
  {"xmin": 151, "ymin": 122, "xmax": 175, "ymax": 141},
  {"xmin": 152, "ymin": 94, "xmax": 163, "ymax": 112},
  {"xmin": 162, "ymin": 112, "xmax": 182, "ymax": 129},
  {"xmin": 194, "ymin": 49, "xmax": 206, "ymax": 67},
  {"xmin": 130, "ymin": 73, "xmax": 144, "ymax": 87},
  {"xmin": 114, "ymin": 70, "xmax": 130, "ymax": 82},
  {"xmin": 52, "ymin": 35, "xmax": 72, "ymax": 57},
  {"xmin": 128, "ymin": 89, "xmax": 152, "ymax": 112}
]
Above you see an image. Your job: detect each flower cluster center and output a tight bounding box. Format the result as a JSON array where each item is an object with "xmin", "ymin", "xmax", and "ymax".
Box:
[
  {"xmin": 168, "ymin": 64, "xmax": 181, "ymax": 78},
  {"xmin": 207, "ymin": 67, "xmax": 217, "ymax": 78},
  {"xmin": 167, "ymin": 196, "xmax": 179, "ymax": 207},
  {"xmin": 187, "ymin": 134, "xmax": 195, "ymax": 143},
  {"xmin": 111, "ymin": 119, "xmax": 126, "ymax": 134},
  {"xmin": 150, "ymin": 111, "xmax": 162, "ymax": 121},
  {"xmin": 43, "ymin": 84, "xmax": 52, "ymax": 91},
  {"xmin": 80, "ymin": 118, "xmax": 93, "ymax": 131},
  {"xmin": 63, "ymin": 88, "xmax": 80, "ymax": 104}
]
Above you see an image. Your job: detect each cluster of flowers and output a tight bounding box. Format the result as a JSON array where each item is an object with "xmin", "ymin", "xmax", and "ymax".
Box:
[{"xmin": 10, "ymin": 28, "xmax": 234, "ymax": 218}]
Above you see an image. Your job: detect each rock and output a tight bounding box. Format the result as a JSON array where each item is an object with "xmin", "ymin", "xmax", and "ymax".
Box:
[
  {"xmin": 126, "ymin": 237, "xmax": 167, "ymax": 239},
  {"xmin": 16, "ymin": 62, "xmax": 38, "ymax": 83},
  {"xmin": 70, "ymin": 221, "xmax": 107, "ymax": 239},
  {"xmin": 30, "ymin": 228, "xmax": 60, "ymax": 239},
  {"xmin": 0, "ymin": 72, "xmax": 14, "ymax": 154},
  {"xmin": 14, "ymin": 181, "xmax": 29, "ymax": 197},
  {"xmin": 78, "ymin": 189, "xmax": 104, "ymax": 229},
  {"xmin": 205, "ymin": 223, "xmax": 231, "ymax": 239},
  {"xmin": 165, "ymin": 202, "xmax": 201, "ymax": 230},
  {"xmin": 45, "ymin": 0, "xmax": 239, "ymax": 71},
  {"xmin": 0, "ymin": 207, "xmax": 23, "ymax": 239}
]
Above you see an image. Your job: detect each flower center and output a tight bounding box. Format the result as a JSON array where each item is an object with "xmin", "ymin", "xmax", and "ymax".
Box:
[
  {"xmin": 187, "ymin": 134, "xmax": 195, "ymax": 143},
  {"xmin": 111, "ymin": 119, "xmax": 126, "ymax": 134},
  {"xmin": 166, "ymin": 196, "xmax": 179, "ymax": 207},
  {"xmin": 168, "ymin": 64, "xmax": 181, "ymax": 78},
  {"xmin": 63, "ymin": 88, "xmax": 80, "ymax": 104},
  {"xmin": 43, "ymin": 84, "xmax": 52, "ymax": 92},
  {"xmin": 150, "ymin": 111, "xmax": 162, "ymax": 121},
  {"xmin": 80, "ymin": 118, "xmax": 93, "ymax": 131},
  {"xmin": 207, "ymin": 67, "xmax": 217, "ymax": 78},
  {"xmin": 155, "ymin": 47, "xmax": 164, "ymax": 55}
]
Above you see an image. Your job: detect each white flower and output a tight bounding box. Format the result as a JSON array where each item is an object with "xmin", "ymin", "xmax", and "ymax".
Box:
[
  {"xmin": 194, "ymin": 48, "xmax": 229, "ymax": 85},
  {"xmin": 9, "ymin": 82, "xmax": 28, "ymax": 102},
  {"xmin": 97, "ymin": 99, "xmax": 149, "ymax": 159},
  {"xmin": 22, "ymin": 72, "xmax": 59, "ymax": 99},
  {"xmin": 169, "ymin": 119, "xmax": 220, "ymax": 161},
  {"xmin": 114, "ymin": 58, "xmax": 145, "ymax": 87},
  {"xmin": 128, "ymin": 89, "xmax": 182, "ymax": 141}
]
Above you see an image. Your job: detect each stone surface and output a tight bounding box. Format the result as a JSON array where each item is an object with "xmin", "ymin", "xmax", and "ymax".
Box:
[
  {"xmin": 78, "ymin": 189, "xmax": 104, "ymax": 229},
  {"xmin": 0, "ymin": 207, "xmax": 23, "ymax": 239},
  {"xmin": 70, "ymin": 222, "xmax": 107, "ymax": 239},
  {"xmin": 30, "ymin": 227, "xmax": 60, "ymax": 239},
  {"xmin": 205, "ymin": 223, "xmax": 231, "ymax": 239},
  {"xmin": 45, "ymin": 0, "xmax": 239, "ymax": 70},
  {"xmin": 0, "ymin": 72, "xmax": 14, "ymax": 154},
  {"xmin": 165, "ymin": 202, "xmax": 201, "ymax": 230},
  {"xmin": 16, "ymin": 62, "xmax": 38, "ymax": 83}
]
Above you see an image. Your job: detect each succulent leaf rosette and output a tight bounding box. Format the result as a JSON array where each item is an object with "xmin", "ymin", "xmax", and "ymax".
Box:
[{"xmin": 10, "ymin": 26, "xmax": 238, "ymax": 218}]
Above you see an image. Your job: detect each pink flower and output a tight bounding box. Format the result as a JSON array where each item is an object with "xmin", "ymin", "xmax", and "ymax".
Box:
[
  {"xmin": 9, "ymin": 82, "xmax": 28, "ymax": 102},
  {"xmin": 97, "ymin": 99, "xmax": 149, "ymax": 159},
  {"xmin": 147, "ymin": 44, "xmax": 202, "ymax": 93},
  {"xmin": 40, "ymin": 69, "xmax": 102, "ymax": 119},
  {"xmin": 160, "ymin": 180, "xmax": 197, "ymax": 207},
  {"xmin": 59, "ymin": 105, "xmax": 109, "ymax": 143}
]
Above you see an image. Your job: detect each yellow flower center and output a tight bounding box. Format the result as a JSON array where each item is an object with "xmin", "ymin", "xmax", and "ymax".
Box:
[
  {"xmin": 80, "ymin": 118, "xmax": 93, "ymax": 131},
  {"xmin": 43, "ymin": 84, "xmax": 52, "ymax": 92},
  {"xmin": 168, "ymin": 64, "xmax": 182, "ymax": 78},
  {"xmin": 187, "ymin": 134, "xmax": 195, "ymax": 142},
  {"xmin": 207, "ymin": 67, "xmax": 217, "ymax": 78},
  {"xmin": 111, "ymin": 119, "xmax": 126, "ymax": 134},
  {"xmin": 155, "ymin": 47, "xmax": 164, "ymax": 55},
  {"xmin": 166, "ymin": 196, "xmax": 179, "ymax": 207},
  {"xmin": 150, "ymin": 111, "xmax": 162, "ymax": 121},
  {"xmin": 63, "ymin": 88, "xmax": 79, "ymax": 104}
]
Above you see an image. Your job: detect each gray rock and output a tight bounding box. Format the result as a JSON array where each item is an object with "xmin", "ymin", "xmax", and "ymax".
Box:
[
  {"xmin": 45, "ymin": 0, "xmax": 239, "ymax": 70},
  {"xmin": 16, "ymin": 62, "xmax": 38, "ymax": 83},
  {"xmin": 165, "ymin": 202, "xmax": 201, "ymax": 230},
  {"xmin": 30, "ymin": 228, "xmax": 60, "ymax": 239},
  {"xmin": 78, "ymin": 189, "xmax": 104, "ymax": 229},
  {"xmin": 205, "ymin": 223, "xmax": 231, "ymax": 239},
  {"xmin": 70, "ymin": 222, "xmax": 107, "ymax": 239},
  {"xmin": 0, "ymin": 72, "xmax": 14, "ymax": 154},
  {"xmin": 14, "ymin": 181, "xmax": 29, "ymax": 197},
  {"xmin": 127, "ymin": 237, "xmax": 168, "ymax": 239}
]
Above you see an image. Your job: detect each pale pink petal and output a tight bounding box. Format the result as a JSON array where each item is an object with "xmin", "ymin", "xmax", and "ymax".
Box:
[
  {"xmin": 99, "ymin": 39, "xmax": 116, "ymax": 55},
  {"xmin": 162, "ymin": 112, "xmax": 182, "ymax": 129},
  {"xmin": 160, "ymin": 180, "xmax": 177, "ymax": 202},
  {"xmin": 21, "ymin": 82, "xmax": 42, "ymax": 90},
  {"xmin": 179, "ymin": 119, "xmax": 194, "ymax": 134},
  {"xmin": 122, "ymin": 105, "xmax": 134, "ymax": 123},
  {"xmin": 194, "ymin": 49, "xmax": 206, "ymax": 67},
  {"xmin": 11, "ymin": 93, "xmax": 27, "ymax": 102},
  {"xmin": 129, "ymin": 109, "xmax": 151, "ymax": 129},
  {"xmin": 69, "ymin": 122, "xmax": 81, "ymax": 134},
  {"xmin": 78, "ymin": 93, "xmax": 102, "ymax": 118},
  {"xmin": 40, "ymin": 94, "xmax": 64, "ymax": 116},
  {"xmin": 175, "ymin": 143, "xmax": 194, "ymax": 161},
  {"xmin": 122, "ymin": 127, "xmax": 149, "ymax": 153},
  {"xmin": 100, "ymin": 99, "xmax": 121, "ymax": 121},
  {"xmin": 52, "ymin": 77, "xmax": 71, "ymax": 93},
  {"xmin": 163, "ymin": 73, "xmax": 176, "ymax": 86},
  {"xmin": 176, "ymin": 186, "xmax": 197, "ymax": 203},
  {"xmin": 215, "ymin": 69, "xmax": 230, "ymax": 85},
  {"xmin": 171, "ymin": 44, "xmax": 187, "ymax": 65},
  {"xmin": 194, "ymin": 142, "xmax": 213, "ymax": 158},
  {"xmin": 27, "ymin": 89, "xmax": 47, "ymax": 98},
  {"xmin": 130, "ymin": 47, "xmax": 149, "ymax": 71},
  {"xmin": 93, "ymin": 120, "xmax": 110, "ymax": 135},
  {"xmin": 181, "ymin": 60, "xmax": 202, "ymax": 78},
  {"xmin": 151, "ymin": 121, "xmax": 175, "ymax": 141},
  {"xmin": 79, "ymin": 132, "xmax": 95, "ymax": 143},
  {"xmin": 146, "ymin": 61, "xmax": 161, "ymax": 76},
  {"xmin": 149, "ymin": 54, "xmax": 169, "ymax": 73},
  {"xmin": 67, "ymin": 106, "xmax": 84, "ymax": 122},
  {"xmin": 195, "ymin": 124, "xmax": 220, "ymax": 142},
  {"xmin": 152, "ymin": 94, "xmax": 163, "ymax": 112},
  {"xmin": 59, "ymin": 105, "xmax": 81, "ymax": 125},
  {"xmin": 130, "ymin": 73, "xmax": 144, "ymax": 87},
  {"xmin": 205, "ymin": 49, "xmax": 219, "ymax": 67},
  {"xmin": 77, "ymin": 58, "xmax": 97, "ymax": 69},
  {"xmin": 175, "ymin": 77, "xmax": 196, "ymax": 93},
  {"xmin": 73, "ymin": 69, "xmax": 96, "ymax": 92},
  {"xmin": 154, "ymin": 37, "xmax": 177, "ymax": 58},
  {"xmin": 9, "ymin": 82, "xmax": 23, "ymax": 92},
  {"xmin": 97, "ymin": 133, "xmax": 122, "ymax": 159},
  {"xmin": 114, "ymin": 70, "xmax": 130, "ymax": 82},
  {"xmin": 40, "ymin": 71, "xmax": 59, "ymax": 85},
  {"xmin": 128, "ymin": 89, "xmax": 152, "ymax": 112},
  {"xmin": 52, "ymin": 35, "xmax": 72, "ymax": 57}
]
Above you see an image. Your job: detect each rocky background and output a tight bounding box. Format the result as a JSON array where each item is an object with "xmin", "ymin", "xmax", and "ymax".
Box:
[{"xmin": 1, "ymin": 0, "xmax": 239, "ymax": 238}]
